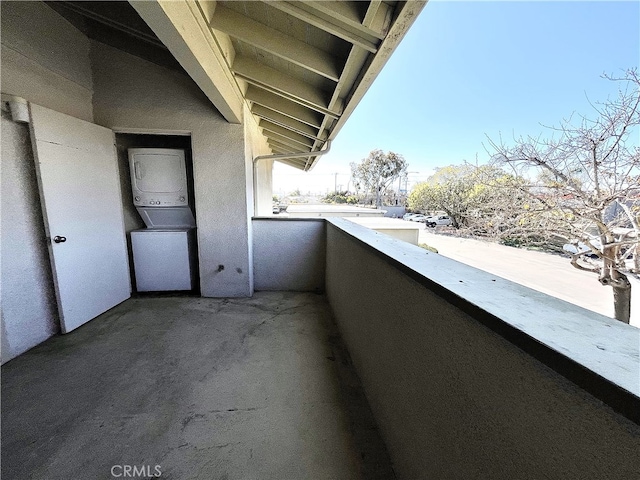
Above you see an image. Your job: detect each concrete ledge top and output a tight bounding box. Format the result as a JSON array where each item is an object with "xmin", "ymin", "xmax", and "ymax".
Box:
[
  {"xmin": 325, "ymin": 217, "xmax": 640, "ymax": 420},
  {"xmin": 286, "ymin": 204, "xmax": 385, "ymax": 213},
  {"xmin": 345, "ymin": 217, "xmax": 421, "ymax": 230},
  {"xmin": 253, "ymin": 216, "xmax": 324, "ymax": 222},
  {"xmin": 284, "ymin": 205, "xmax": 386, "ymax": 217}
]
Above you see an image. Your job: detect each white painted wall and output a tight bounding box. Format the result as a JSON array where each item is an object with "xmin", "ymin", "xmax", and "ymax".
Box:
[
  {"xmin": 0, "ymin": 1, "xmax": 270, "ymax": 364},
  {"xmin": 254, "ymin": 158, "xmax": 274, "ymax": 217},
  {"xmin": 346, "ymin": 217, "xmax": 420, "ymax": 245},
  {"xmin": 253, "ymin": 219, "xmax": 325, "ymax": 292},
  {"xmin": 325, "ymin": 220, "xmax": 640, "ymax": 480},
  {"xmin": 91, "ymin": 42, "xmax": 264, "ymax": 297},
  {"xmin": 0, "ymin": 1, "xmax": 93, "ymax": 122},
  {"xmin": 244, "ymin": 106, "xmax": 273, "ymax": 217},
  {"xmin": 0, "ymin": 1, "xmax": 95, "ymax": 363},
  {"xmin": 1, "ymin": 112, "xmax": 58, "ymax": 363}
]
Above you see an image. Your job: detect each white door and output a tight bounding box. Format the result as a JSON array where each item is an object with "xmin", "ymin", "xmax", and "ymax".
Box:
[{"xmin": 29, "ymin": 104, "xmax": 131, "ymax": 333}]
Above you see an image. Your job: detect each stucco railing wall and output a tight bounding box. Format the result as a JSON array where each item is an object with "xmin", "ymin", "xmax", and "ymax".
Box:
[
  {"xmin": 252, "ymin": 219, "xmax": 325, "ymax": 292},
  {"xmin": 324, "ymin": 218, "xmax": 640, "ymax": 480}
]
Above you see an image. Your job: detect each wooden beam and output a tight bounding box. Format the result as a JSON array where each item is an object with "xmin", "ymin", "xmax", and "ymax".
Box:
[
  {"xmin": 306, "ymin": 43, "xmax": 368, "ymax": 167},
  {"xmin": 302, "ymin": 1, "xmax": 384, "ymax": 40},
  {"xmin": 268, "ymin": 139, "xmax": 310, "ymax": 154},
  {"xmin": 130, "ymin": 0, "xmax": 243, "ymax": 123},
  {"xmin": 252, "ymin": 104, "xmax": 325, "ymax": 140},
  {"xmin": 363, "ymin": 1, "xmax": 383, "ymax": 27},
  {"xmin": 260, "ymin": 120, "xmax": 316, "ymax": 148},
  {"xmin": 209, "ymin": 4, "xmax": 341, "ymax": 81},
  {"xmin": 363, "ymin": 1, "xmax": 395, "ymax": 34},
  {"xmin": 246, "ymin": 86, "xmax": 323, "ymax": 129},
  {"xmin": 265, "ymin": 1, "xmax": 379, "ymax": 53},
  {"xmin": 233, "ymin": 56, "xmax": 336, "ymax": 114},
  {"xmin": 264, "ymin": 129, "xmax": 314, "ymax": 150},
  {"xmin": 269, "ymin": 145, "xmax": 287, "ymax": 154},
  {"xmin": 274, "ymin": 157, "xmax": 308, "ymax": 169},
  {"xmin": 195, "ymin": 1, "xmax": 237, "ymax": 66},
  {"xmin": 326, "ymin": 1, "xmax": 427, "ymax": 141}
]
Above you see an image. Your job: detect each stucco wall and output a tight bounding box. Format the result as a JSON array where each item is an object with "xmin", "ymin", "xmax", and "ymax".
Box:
[
  {"xmin": 253, "ymin": 219, "xmax": 325, "ymax": 292},
  {"xmin": 244, "ymin": 105, "xmax": 273, "ymax": 217},
  {"xmin": 254, "ymin": 158, "xmax": 274, "ymax": 217},
  {"xmin": 0, "ymin": 2, "xmax": 94, "ymax": 363},
  {"xmin": 1, "ymin": 111, "xmax": 58, "ymax": 363},
  {"xmin": 325, "ymin": 221, "xmax": 640, "ymax": 480},
  {"xmin": 382, "ymin": 206, "xmax": 406, "ymax": 218},
  {"xmin": 91, "ymin": 42, "xmax": 255, "ymax": 297},
  {"xmin": 0, "ymin": 1, "xmax": 93, "ymax": 122}
]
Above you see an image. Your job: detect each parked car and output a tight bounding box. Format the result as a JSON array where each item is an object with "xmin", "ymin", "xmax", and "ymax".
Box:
[
  {"xmin": 408, "ymin": 214, "xmax": 428, "ymax": 222},
  {"xmin": 425, "ymin": 215, "xmax": 452, "ymax": 227},
  {"xmin": 403, "ymin": 213, "xmax": 419, "ymax": 221},
  {"xmin": 563, "ymin": 236, "xmax": 602, "ymax": 258}
]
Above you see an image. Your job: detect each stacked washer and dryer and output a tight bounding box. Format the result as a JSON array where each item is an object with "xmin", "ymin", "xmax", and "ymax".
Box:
[{"xmin": 128, "ymin": 148, "xmax": 197, "ymax": 292}]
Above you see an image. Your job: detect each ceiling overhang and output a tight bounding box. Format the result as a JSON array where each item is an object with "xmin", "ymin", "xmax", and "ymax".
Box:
[{"xmin": 128, "ymin": 1, "xmax": 427, "ymax": 170}]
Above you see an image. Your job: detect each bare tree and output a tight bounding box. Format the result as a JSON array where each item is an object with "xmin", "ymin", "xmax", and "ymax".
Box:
[
  {"xmin": 350, "ymin": 150, "xmax": 407, "ymax": 207},
  {"xmin": 488, "ymin": 69, "xmax": 640, "ymax": 323}
]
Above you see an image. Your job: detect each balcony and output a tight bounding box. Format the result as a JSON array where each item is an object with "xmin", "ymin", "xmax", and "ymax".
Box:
[{"xmin": 3, "ymin": 218, "xmax": 639, "ymax": 479}]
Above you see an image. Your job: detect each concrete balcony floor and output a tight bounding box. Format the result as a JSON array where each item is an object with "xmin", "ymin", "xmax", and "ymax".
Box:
[{"xmin": 1, "ymin": 292, "xmax": 394, "ymax": 479}]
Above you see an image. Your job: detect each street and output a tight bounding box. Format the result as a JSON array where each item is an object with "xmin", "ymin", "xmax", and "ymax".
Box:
[{"xmin": 418, "ymin": 227, "xmax": 640, "ymax": 328}]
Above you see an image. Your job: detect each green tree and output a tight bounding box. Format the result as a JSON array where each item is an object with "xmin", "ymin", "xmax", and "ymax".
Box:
[
  {"xmin": 322, "ymin": 190, "xmax": 350, "ymax": 204},
  {"xmin": 350, "ymin": 150, "xmax": 407, "ymax": 207},
  {"xmin": 408, "ymin": 164, "xmax": 527, "ymax": 230}
]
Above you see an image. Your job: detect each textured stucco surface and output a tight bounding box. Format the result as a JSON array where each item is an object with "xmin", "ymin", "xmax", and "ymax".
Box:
[
  {"xmin": 244, "ymin": 104, "xmax": 272, "ymax": 217},
  {"xmin": 1, "ymin": 2, "xmax": 95, "ymax": 362},
  {"xmin": 2, "ymin": 293, "xmax": 394, "ymax": 479},
  {"xmin": 1, "ymin": 112, "xmax": 58, "ymax": 363},
  {"xmin": 1, "ymin": 1, "xmax": 93, "ymax": 122},
  {"xmin": 91, "ymin": 42, "xmax": 260, "ymax": 297},
  {"xmin": 0, "ymin": 0, "xmax": 270, "ymax": 366},
  {"xmin": 254, "ymin": 157, "xmax": 274, "ymax": 217},
  {"xmin": 253, "ymin": 220, "xmax": 326, "ymax": 292},
  {"xmin": 325, "ymin": 222, "xmax": 640, "ymax": 480}
]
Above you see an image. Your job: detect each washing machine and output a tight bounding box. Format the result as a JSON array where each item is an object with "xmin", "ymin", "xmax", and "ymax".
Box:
[{"xmin": 130, "ymin": 228, "xmax": 197, "ymax": 291}]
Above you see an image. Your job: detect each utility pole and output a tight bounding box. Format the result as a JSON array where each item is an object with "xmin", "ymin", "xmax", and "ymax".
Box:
[
  {"xmin": 404, "ymin": 171, "xmax": 419, "ymax": 194},
  {"xmin": 334, "ymin": 172, "xmax": 338, "ymax": 193}
]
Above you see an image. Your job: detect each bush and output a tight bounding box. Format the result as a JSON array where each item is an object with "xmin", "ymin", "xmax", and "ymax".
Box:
[{"xmin": 322, "ymin": 190, "xmax": 352, "ymax": 204}]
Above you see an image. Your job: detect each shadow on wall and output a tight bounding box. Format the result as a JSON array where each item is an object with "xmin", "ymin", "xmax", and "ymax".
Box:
[
  {"xmin": 1, "ymin": 110, "xmax": 58, "ymax": 363},
  {"xmin": 114, "ymin": 133, "xmax": 200, "ymax": 295}
]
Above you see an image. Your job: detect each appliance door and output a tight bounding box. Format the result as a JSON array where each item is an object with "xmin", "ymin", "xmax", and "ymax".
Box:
[
  {"xmin": 131, "ymin": 229, "xmax": 196, "ymax": 291},
  {"xmin": 136, "ymin": 206, "xmax": 196, "ymax": 229},
  {"xmin": 129, "ymin": 148, "xmax": 188, "ymax": 207}
]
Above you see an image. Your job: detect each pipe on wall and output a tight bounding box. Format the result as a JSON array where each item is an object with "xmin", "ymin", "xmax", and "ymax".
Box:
[
  {"xmin": 1, "ymin": 94, "xmax": 30, "ymax": 123},
  {"xmin": 252, "ymin": 141, "xmax": 332, "ymax": 215}
]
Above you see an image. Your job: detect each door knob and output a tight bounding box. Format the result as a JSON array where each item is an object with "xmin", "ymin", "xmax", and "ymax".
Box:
[{"xmin": 53, "ymin": 236, "xmax": 67, "ymax": 243}]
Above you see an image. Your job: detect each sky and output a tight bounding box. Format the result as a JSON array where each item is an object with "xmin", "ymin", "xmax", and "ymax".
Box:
[{"xmin": 272, "ymin": 0, "xmax": 640, "ymax": 196}]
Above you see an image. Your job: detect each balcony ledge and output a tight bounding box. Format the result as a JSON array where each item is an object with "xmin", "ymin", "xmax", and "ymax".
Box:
[
  {"xmin": 313, "ymin": 217, "xmax": 638, "ymax": 425},
  {"xmin": 324, "ymin": 217, "xmax": 640, "ymax": 423}
]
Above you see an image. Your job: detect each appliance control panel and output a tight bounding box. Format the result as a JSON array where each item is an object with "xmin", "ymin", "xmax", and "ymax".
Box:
[{"xmin": 133, "ymin": 196, "xmax": 188, "ymax": 206}]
